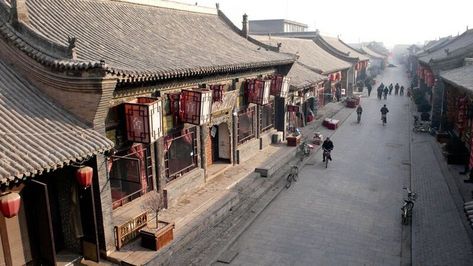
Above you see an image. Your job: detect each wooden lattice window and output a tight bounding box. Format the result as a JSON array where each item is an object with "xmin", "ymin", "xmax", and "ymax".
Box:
[
  {"xmin": 260, "ymin": 101, "xmax": 274, "ymax": 132},
  {"xmin": 237, "ymin": 106, "xmax": 256, "ymax": 144},
  {"xmin": 164, "ymin": 127, "xmax": 198, "ymax": 183},
  {"xmin": 109, "ymin": 144, "xmax": 153, "ymax": 209}
]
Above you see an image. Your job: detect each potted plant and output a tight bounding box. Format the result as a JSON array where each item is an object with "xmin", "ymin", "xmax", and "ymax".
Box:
[{"xmin": 140, "ymin": 191, "xmax": 175, "ymax": 251}]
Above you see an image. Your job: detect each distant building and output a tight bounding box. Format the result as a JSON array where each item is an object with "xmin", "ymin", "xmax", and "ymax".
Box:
[{"xmin": 249, "ymin": 19, "xmax": 308, "ymax": 34}]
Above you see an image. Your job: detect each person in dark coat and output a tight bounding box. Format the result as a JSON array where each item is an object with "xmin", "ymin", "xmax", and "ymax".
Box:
[
  {"xmin": 377, "ymin": 84, "xmax": 383, "ymax": 100},
  {"xmin": 383, "ymin": 86, "xmax": 389, "ymax": 100},
  {"xmin": 322, "ymin": 137, "xmax": 334, "ymax": 162},
  {"xmin": 400, "ymin": 86, "xmax": 404, "ymax": 96},
  {"xmin": 394, "ymin": 83, "xmax": 400, "ymax": 95},
  {"xmin": 388, "ymin": 83, "xmax": 393, "ymax": 95}
]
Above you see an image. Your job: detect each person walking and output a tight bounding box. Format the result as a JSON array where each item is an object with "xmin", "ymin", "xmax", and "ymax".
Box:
[
  {"xmin": 400, "ymin": 85, "xmax": 404, "ymax": 96},
  {"xmin": 377, "ymin": 86, "xmax": 383, "ymax": 100},
  {"xmin": 383, "ymin": 86, "xmax": 389, "ymax": 100},
  {"xmin": 394, "ymin": 83, "xmax": 400, "ymax": 95},
  {"xmin": 389, "ymin": 83, "xmax": 393, "ymax": 95}
]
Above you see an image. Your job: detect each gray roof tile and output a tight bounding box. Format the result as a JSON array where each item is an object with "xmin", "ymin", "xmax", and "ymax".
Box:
[
  {"xmin": 321, "ymin": 36, "xmax": 370, "ymax": 61},
  {"xmin": 361, "ymin": 46, "xmax": 385, "ymax": 59},
  {"xmin": 441, "ymin": 64, "xmax": 473, "ymax": 91},
  {"xmin": 251, "ymin": 35, "xmax": 350, "ymax": 74},
  {"xmin": 1, "ymin": 0, "xmax": 293, "ymax": 80},
  {"xmin": 0, "ymin": 59, "xmax": 113, "ymax": 186},
  {"xmin": 419, "ymin": 30, "xmax": 473, "ymax": 64},
  {"xmin": 287, "ymin": 62, "xmax": 326, "ymax": 89}
]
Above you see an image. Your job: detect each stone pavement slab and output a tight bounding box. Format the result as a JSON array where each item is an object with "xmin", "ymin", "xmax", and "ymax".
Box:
[{"xmin": 411, "ymin": 128, "xmax": 473, "ymax": 265}]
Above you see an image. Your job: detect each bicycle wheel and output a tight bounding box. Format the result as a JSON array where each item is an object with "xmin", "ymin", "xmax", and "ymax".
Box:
[
  {"xmin": 401, "ymin": 208, "xmax": 408, "ymax": 225},
  {"xmin": 285, "ymin": 174, "xmax": 293, "ymax": 189}
]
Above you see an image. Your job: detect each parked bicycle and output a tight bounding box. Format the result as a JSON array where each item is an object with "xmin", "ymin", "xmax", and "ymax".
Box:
[
  {"xmin": 298, "ymin": 140, "xmax": 314, "ymax": 161},
  {"xmin": 401, "ymin": 187, "xmax": 417, "ymax": 225},
  {"xmin": 285, "ymin": 165, "xmax": 299, "ymax": 189},
  {"xmin": 413, "ymin": 123, "xmax": 432, "ymax": 133}
]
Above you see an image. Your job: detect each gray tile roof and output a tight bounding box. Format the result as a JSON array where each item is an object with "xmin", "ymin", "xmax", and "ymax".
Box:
[
  {"xmin": 287, "ymin": 62, "xmax": 326, "ymax": 89},
  {"xmin": 0, "ymin": 0, "xmax": 294, "ymax": 80},
  {"xmin": 440, "ymin": 64, "xmax": 473, "ymax": 91},
  {"xmin": 419, "ymin": 30, "xmax": 473, "ymax": 64},
  {"xmin": 361, "ymin": 46, "xmax": 385, "ymax": 59},
  {"xmin": 416, "ymin": 36, "xmax": 453, "ymax": 57},
  {"xmin": 251, "ymin": 35, "xmax": 350, "ymax": 74},
  {"xmin": 0, "ymin": 59, "xmax": 113, "ymax": 186},
  {"xmin": 321, "ymin": 36, "xmax": 370, "ymax": 61}
]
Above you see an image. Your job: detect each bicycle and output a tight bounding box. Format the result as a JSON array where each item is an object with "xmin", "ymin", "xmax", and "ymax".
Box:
[
  {"xmin": 381, "ymin": 113, "xmax": 387, "ymax": 126},
  {"xmin": 357, "ymin": 113, "xmax": 361, "ymax": 123},
  {"xmin": 413, "ymin": 122, "xmax": 432, "ymax": 134},
  {"xmin": 298, "ymin": 140, "xmax": 314, "ymax": 161},
  {"xmin": 323, "ymin": 149, "xmax": 332, "ymax": 168},
  {"xmin": 285, "ymin": 165, "xmax": 299, "ymax": 189},
  {"xmin": 401, "ymin": 187, "xmax": 417, "ymax": 225}
]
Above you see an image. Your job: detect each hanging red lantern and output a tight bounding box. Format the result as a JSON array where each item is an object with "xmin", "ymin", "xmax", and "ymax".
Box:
[
  {"xmin": 75, "ymin": 166, "xmax": 93, "ymax": 188},
  {"xmin": 0, "ymin": 192, "xmax": 21, "ymax": 218}
]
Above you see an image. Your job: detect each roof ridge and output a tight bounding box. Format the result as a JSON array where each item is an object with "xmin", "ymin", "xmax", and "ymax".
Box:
[
  {"xmin": 110, "ymin": 0, "xmax": 217, "ymax": 15},
  {"xmin": 314, "ymin": 34, "xmax": 356, "ymax": 62}
]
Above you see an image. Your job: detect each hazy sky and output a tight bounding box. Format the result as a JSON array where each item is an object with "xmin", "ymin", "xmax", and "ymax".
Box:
[{"xmin": 178, "ymin": 0, "xmax": 472, "ymax": 48}]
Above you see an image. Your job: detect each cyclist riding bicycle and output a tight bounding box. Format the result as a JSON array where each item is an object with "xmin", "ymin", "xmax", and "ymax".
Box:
[
  {"xmin": 356, "ymin": 105, "xmax": 363, "ymax": 123},
  {"xmin": 322, "ymin": 137, "xmax": 334, "ymax": 162},
  {"xmin": 380, "ymin": 104, "xmax": 389, "ymax": 124}
]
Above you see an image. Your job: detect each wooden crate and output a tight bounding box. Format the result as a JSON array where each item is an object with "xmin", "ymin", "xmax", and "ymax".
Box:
[{"xmin": 286, "ymin": 135, "xmax": 301, "ymax": 146}]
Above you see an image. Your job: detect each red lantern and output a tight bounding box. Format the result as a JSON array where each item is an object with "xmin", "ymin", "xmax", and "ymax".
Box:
[
  {"xmin": 0, "ymin": 192, "xmax": 21, "ymax": 218},
  {"xmin": 75, "ymin": 166, "xmax": 93, "ymax": 188}
]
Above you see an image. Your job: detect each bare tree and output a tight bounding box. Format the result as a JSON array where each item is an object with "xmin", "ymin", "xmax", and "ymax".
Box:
[{"xmin": 141, "ymin": 191, "xmax": 163, "ymax": 229}]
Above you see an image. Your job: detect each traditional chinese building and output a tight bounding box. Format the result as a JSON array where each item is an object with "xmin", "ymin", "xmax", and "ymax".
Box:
[
  {"xmin": 0, "ymin": 57, "xmax": 113, "ymax": 264},
  {"xmin": 312, "ymin": 33, "xmax": 370, "ymax": 95},
  {"xmin": 439, "ymin": 62, "xmax": 473, "ymax": 166},
  {"xmin": 285, "ymin": 62, "xmax": 327, "ymax": 128},
  {"xmin": 0, "ymin": 0, "xmax": 294, "ymax": 260},
  {"xmin": 360, "ymin": 45, "xmax": 387, "ymax": 77},
  {"xmin": 416, "ymin": 29, "xmax": 473, "ymax": 128},
  {"xmin": 252, "ymin": 35, "xmax": 351, "ymax": 109}
]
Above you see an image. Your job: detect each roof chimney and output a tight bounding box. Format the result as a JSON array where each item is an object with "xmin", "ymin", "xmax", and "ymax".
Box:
[
  {"xmin": 242, "ymin": 13, "xmax": 248, "ymax": 39},
  {"xmin": 10, "ymin": 0, "xmax": 29, "ymax": 25}
]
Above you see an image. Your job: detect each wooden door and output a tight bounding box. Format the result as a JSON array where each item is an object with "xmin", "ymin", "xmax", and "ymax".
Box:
[
  {"xmin": 22, "ymin": 180, "xmax": 56, "ymax": 265},
  {"xmin": 79, "ymin": 182, "xmax": 100, "ymax": 262},
  {"xmin": 218, "ymin": 123, "xmax": 231, "ymax": 160}
]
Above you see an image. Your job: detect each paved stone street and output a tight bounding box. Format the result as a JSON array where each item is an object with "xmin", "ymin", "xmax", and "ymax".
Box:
[{"xmin": 214, "ymin": 65, "xmax": 473, "ymax": 266}]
